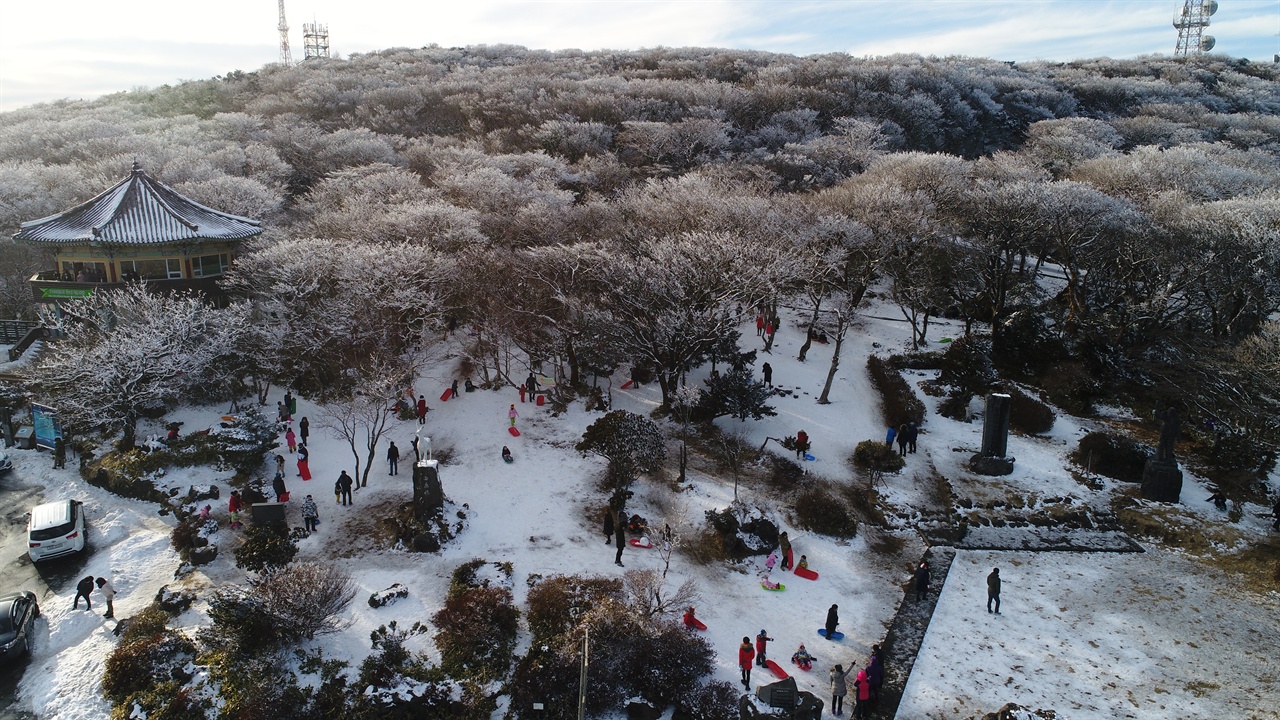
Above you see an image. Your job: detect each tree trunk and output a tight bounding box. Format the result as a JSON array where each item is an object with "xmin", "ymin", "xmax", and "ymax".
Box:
[
  {"xmin": 797, "ymin": 297, "xmax": 822, "ymax": 362},
  {"xmin": 817, "ymin": 314, "xmax": 848, "ymax": 404},
  {"xmin": 565, "ymin": 336, "xmax": 580, "ymax": 388},
  {"xmin": 119, "ymin": 415, "xmax": 138, "ymax": 452}
]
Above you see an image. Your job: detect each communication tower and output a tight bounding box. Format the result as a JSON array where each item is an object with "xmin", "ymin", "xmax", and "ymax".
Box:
[
  {"xmin": 1174, "ymin": 0, "xmax": 1217, "ymax": 56},
  {"xmin": 278, "ymin": 0, "xmax": 293, "ymax": 66},
  {"xmin": 303, "ymin": 21, "xmax": 330, "ymax": 60}
]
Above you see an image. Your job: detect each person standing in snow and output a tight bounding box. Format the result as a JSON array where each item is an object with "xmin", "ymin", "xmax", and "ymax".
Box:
[
  {"xmin": 853, "ymin": 668, "xmax": 871, "ymax": 718},
  {"xmin": 907, "ymin": 421, "xmax": 918, "ymax": 453},
  {"xmin": 762, "ymin": 362, "xmax": 772, "ymax": 387},
  {"xmin": 614, "ymin": 510, "xmax": 626, "ymax": 566},
  {"xmin": 795, "ymin": 429, "xmax": 810, "ymax": 460},
  {"xmin": 779, "ymin": 531, "xmax": 793, "ymax": 570},
  {"xmin": 755, "ymin": 315, "xmax": 765, "ymax": 338},
  {"xmin": 897, "ymin": 423, "xmax": 909, "ymax": 457},
  {"xmin": 285, "ymin": 427, "xmax": 297, "ymax": 454},
  {"xmin": 299, "ymin": 416, "xmax": 310, "ymax": 445},
  {"xmin": 302, "ymin": 495, "xmax": 319, "ymax": 532},
  {"xmin": 885, "ymin": 424, "xmax": 897, "ymax": 448},
  {"xmin": 604, "ymin": 507, "xmax": 615, "ymax": 545},
  {"xmin": 508, "ymin": 404, "xmax": 519, "ymax": 427},
  {"xmin": 416, "ymin": 395, "xmax": 428, "ymax": 424},
  {"xmin": 53, "ymin": 435, "xmax": 66, "ymax": 469},
  {"xmin": 525, "ymin": 372, "xmax": 538, "ymax": 402},
  {"xmin": 95, "ymin": 577, "xmax": 116, "ymax": 619},
  {"xmin": 865, "ymin": 645, "xmax": 884, "ymax": 704},
  {"xmin": 228, "ymin": 491, "xmax": 244, "ymax": 530},
  {"xmin": 825, "ymin": 603, "xmax": 839, "ymax": 639},
  {"xmin": 915, "ymin": 560, "xmax": 930, "ymax": 601},
  {"xmin": 337, "ymin": 471, "xmax": 354, "ymax": 506},
  {"xmin": 387, "ymin": 441, "xmax": 400, "ymax": 476},
  {"xmin": 275, "ymin": 454, "xmax": 286, "ymax": 478},
  {"xmin": 284, "ymin": 391, "xmax": 294, "ymax": 420},
  {"xmin": 73, "ymin": 575, "xmax": 95, "ymax": 611},
  {"xmin": 277, "ymin": 401, "xmax": 287, "ymax": 423},
  {"xmin": 987, "ymin": 568, "xmax": 1001, "ymax": 614},
  {"xmin": 297, "ymin": 443, "xmax": 312, "ymax": 480},
  {"xmin": 272, "ymin": 471, "xmax": 288, "ymax": 502},
  {"xmin": 450, "ymin": 379, "xmax": 460, "ymax": 399},
  {"xmin": 755, "ymin": 629, "xmax": 775, "ymax": 667},
  {"xmin": 739, "ymin": 636, "xmax": 756, "ymax": 687},
  {"xmin": 830, "ymin": 663, "xmax": 854, "ymax": 716}
]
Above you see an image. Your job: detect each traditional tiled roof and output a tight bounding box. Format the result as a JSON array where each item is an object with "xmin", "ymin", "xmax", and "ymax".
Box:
[{"xmin": 13, "ymin": 162, "xmax": 261, "ymax": 246}]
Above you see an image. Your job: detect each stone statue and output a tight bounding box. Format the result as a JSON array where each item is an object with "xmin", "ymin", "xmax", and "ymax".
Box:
[{"xmin": 1143, "ymin": 404, "xmax": 1183, "ymax": 502}]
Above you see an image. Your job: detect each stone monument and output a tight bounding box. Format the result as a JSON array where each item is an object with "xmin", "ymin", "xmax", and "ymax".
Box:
[
  {"xmin": 1141, "ymin": 406, "xmax": 1183, "ymax": 502},
  {"xmin": 970, "ymin": 393, "xmax": 1014, "ymax": 476}
]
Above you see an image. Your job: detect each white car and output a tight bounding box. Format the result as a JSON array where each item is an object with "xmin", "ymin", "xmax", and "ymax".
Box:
[{"xmin": 27, "ymin": 500, "xmax": 86, "ymax": 562}]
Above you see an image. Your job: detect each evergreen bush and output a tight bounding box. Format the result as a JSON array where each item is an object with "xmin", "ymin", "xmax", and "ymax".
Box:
[
  {"xmin": 1073, "ymin": 431, "xmax": 1149, "ymax": 482},
  {"xmin": 793, "ymin": 487, "xmax": 858, "ymax": 538},
  {"xmin": 852, "ymin": 440, "xmax": 906, "ymax": 473},
  {"xmin": 431, "ymin": 585, "xmax": 519, "ymax": 682},
  {"xmin": 1006, "ymin": 386, "xmax": 1056, "ymax": 434},
  {"xmin": 867, "ymin": 355, "xmax": 925, "ymax": 426},
  {"xmin": 234, "ymin": 523, "xmax": 298, "ymax": 573}
]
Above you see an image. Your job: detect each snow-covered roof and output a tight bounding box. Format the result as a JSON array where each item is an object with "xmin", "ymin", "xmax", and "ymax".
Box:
[{"xmin": 13, "ymin": 162, "xmax": 261, "ymax": 246}]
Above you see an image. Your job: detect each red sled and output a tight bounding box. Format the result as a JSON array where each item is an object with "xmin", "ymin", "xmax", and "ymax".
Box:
[
  {"xmin": 277, "ymin": 492, "xmax": 290, "ymax": 503},
  {"xmin": 508, "ymin": 426, "xmax": 521, "ymax": 437},
  {"xmin": 765, "ymin": 659, "xmax": 789, "ymax": 679},
  {"xmin": 794, "ymin": 567, "xmax": 819, "ymax": 581},
  {"xmin": 629, "ymin": 538, "xmax": 653, "ymax": 549},
  {"xmin": 536, "ymin": 394, "xmax": 545, "ymax": 406},
  {"xmin": 620, "ymin": 380, "xmax": 634, "ymax": 389},
  {"xmin": 793, "ymin": 659, "xmax": 813, "ymax": 671},
  {"xmin": 684, "ymin": 617, "xmax": 708, "ymax": 631},
  {"xmin": 440, "ymin": 388, "xmax": 453, "ymax": 401}
]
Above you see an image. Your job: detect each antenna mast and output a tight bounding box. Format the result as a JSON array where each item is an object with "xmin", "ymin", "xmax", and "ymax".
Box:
[
  {"xmin": 278, "ymin": 0, "xmax": 293, "ymax": 66},
  {"xmin": 303, "ymin": 19, "xmax": 330, "ymax": 60},
  {"xmin": 1174, "ymin": 0, "xmax": 1218, "ymax": 56}
]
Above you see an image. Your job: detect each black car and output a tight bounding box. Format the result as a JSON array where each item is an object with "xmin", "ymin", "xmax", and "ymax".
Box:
[{"xmin": 0, "ymin": 592, "xmax": 39, "ymax": 662}]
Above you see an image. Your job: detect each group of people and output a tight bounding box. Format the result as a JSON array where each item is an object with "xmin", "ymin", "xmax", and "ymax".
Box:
[
  {"xmin": 827, "ymin": 646, "xmax": 883, "ymax": 718},
  {"xmin": 72, "ymin": 575, "xmax": 116, "ymax": 618},
  {"xmin": 887, "ymin": 422, "xmax": 919, "ymax": 456}
]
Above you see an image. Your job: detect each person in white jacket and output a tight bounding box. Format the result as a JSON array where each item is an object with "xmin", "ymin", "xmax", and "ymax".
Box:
[{"xmin": 95, "ymin": 577, "xmax": 116, "ymax": 619}]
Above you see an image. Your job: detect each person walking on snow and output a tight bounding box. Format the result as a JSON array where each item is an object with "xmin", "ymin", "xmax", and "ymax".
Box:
[
  {"xmin": 885, "ymin": 424, "xmax": 897, "ymax": 448},
  {"xmin": 907, "ymin": 421, "xmax": 918, "ymax": 453},
  {"xmin": 762, "ymin": 362, "xmax": 772, "ymax": 387},
  {"xmin": 450, "ymin": 379, "xmax": 459, "ymax": 399},
  {"xmin": 416, "ymin": 395, "xmax": 428, "ymax": 424},
  {"xmin": 302, "ymin": 495, "xmax": 319, "ymax": 532},
  {"xmin": 987, "ymin": 568, "xmax": 1002, "ymax": 614},
  {"xmin": 866, "ymin": 644, "xmax": 884, "ymax": 703},
  {"xmin": 285, "ymin": 427, "xmax": 297, "ymax": 453},
  {"xmin": 830, "ymin": 663, "xmax": 854, "ymax": 716},
  {"xmin": 297, "ymin": 443, "xmax": 312, "ymax": 480},
  {"xmin": 272, "ymin": 471, "xmax": 288, "ymax": 502},
  {"xmin": 825, "ymin": 603, "xmax": 839, "ymax": 639},
  {"xmin": 614, "ymin": 510, "xmax": 626, "ymax": 566},
  {"xmin": 283, "ymin": 391, "xmax": 295, "ymax": 420},
  {"xmin": 525, "ymin": 373, "xmax": 538, "ymax": 402},
  {"xmin": 739, "ymin": 637, "xmax": 756, "ymax": 687},
  {"xmin": 299, "ymin": 416, "xmax": 310, "ymax": 444},
  {"xmin": 755, "ymin": 629, "xmax": 775, "ymax": 666},
  {"xmin": 604, "ymin": 507, "xmax": 615, "ymax": 545},
  {"xmin": 508, "ymin": 404, "xmax": 519, "ymax": 427},
  {"xmin": 95, "ymin": 577, "xmax": 116, "ymax": 619},
  {"xmin": 387, "ymin": 441, "xmax": 400, "ymax": 476},
  {"xmin": 915, "ymin": 560, "xmax": 931, "ymax": 601},
  {"xmin": 337, "ymin": 471, "xmax": 354, "ymax": 506},
  {"xmin": 756, "ymin": 315, "xmax": 765, "ymax": 337},
  {"xmin": 897, "ymin": 423, "xmax": 909, "ymax": 457},
  {"xmin": 73, "ymin": 576, "xmax": 94, "ymax": 610}
]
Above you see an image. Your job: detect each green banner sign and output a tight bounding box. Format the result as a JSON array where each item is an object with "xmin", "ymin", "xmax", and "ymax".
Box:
[{"xmin": 41, "ymin": 287, "xmax": 95, "ymax": 299}]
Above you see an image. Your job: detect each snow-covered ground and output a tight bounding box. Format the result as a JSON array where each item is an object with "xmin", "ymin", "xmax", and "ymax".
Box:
[{"xmin": 7, "ymin": 295, "xmax": 1279, "ymax": 720}]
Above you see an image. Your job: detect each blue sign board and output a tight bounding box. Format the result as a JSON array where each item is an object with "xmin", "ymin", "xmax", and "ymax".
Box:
[{"xmin": 31, "ymin": 403, "xmax": 61, "ymax": 450}]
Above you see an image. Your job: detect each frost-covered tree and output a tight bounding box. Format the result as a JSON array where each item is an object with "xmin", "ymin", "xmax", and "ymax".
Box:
[
  {"xmin": 696, "ymin": 367, "xmax": 776, "ymax": 422},
  {"xmin": 577, "ymin": 410, "xmax": 665, "ymax": 502},
  {"xmin": 26, "ymin": 284, "xmax": 243, "ymax": 449},
  {"xmin": 318, "ymin": 356, "xmax": 409, "ymax": 487}
]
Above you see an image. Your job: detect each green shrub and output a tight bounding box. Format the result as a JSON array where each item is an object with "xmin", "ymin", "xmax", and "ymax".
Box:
[
  {"xmin": 1006, "ymin": 386, "xmax": 1055, "ymax": 434},
  {"xmin": 1036, "ymin": 360, "xmax": 1100, "ymax": 416},
  {"xmin": 108, "ymin": 683, "xmax": 206, "ymax": 720},
  {"xmin": 867, "ymin": 355, "xmax": 925, "ymax": 426},
  {"xmin": 102, "ymin": 631, "xmax": 197, "ymax": 705},
  {"xmin": 852, "ymin": 440, "xmax": 905, "ymax": 473},
  {"xmin": 1073, "ymin": 431, "xmax": 1149, "ymax": 482},
  {"xmin": 234, "ymin": 523, "xmax": 298, "ymax": 573},
  {"xmin": 431, "ymin": 586, "xmax": 519, "ymax": 682},
  {"xmin": 525, "ymin": 575, "xmax": 622, "ymax": 646},
  {"xmin": 119, "ymin": 604, "xmax": 173, "ymax": 643},
  {"xmin": 170, "ymin": 519, "xmax": 199, "ymax": 559},
  {"xmin": 676, "ymin": 681, "xmax": 742, "ymax": 720},
  {"xmin": 938, "ymin": 335, "xmax": 996, "ymax": 397},
  {"xmin": 793, "ymin": 487, "xmax": 858, "ymax": 538},
  {"xmin": 938, "ymin": 392, "xmax": 971, "ymax": 420}
]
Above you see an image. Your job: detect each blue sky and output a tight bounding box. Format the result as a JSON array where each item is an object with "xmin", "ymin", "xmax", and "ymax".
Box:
[{"xmin": 1, "ymin": 0, "xmax": 1277, "ymax": 112}]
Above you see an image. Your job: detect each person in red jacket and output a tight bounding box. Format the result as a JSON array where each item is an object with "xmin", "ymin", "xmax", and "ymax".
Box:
[
  {"xmin": 795, "ymin": 430, "xmax": 810, "ymax": 460},
  {"xmin": 416, "ymin": 395, "xmax": 428, "ymax": 425},
  {"xmin": 228, "ymin": 490, "xmax": 244, "ymax": 530},
  {"xmin": 738, "ymin": 636, "xmax": 755, "ymax": 688},
  {"xmin": 755, "ymin": 629, "xmax": 775, "ymax": 666},
  {"xmin": 853, "ymin": 668, "xmax": 872, "ymax": 718}
]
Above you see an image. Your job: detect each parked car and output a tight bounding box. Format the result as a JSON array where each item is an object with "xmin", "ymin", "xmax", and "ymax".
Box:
[
  {"xmin": 0, "ymin": 591, "xmax": 39, "ymax": 662},
  {"xmin": 27, "ymin": 500, "xmax": 85, "ymax": 562},
  {"xmin": 0, "ymin": 451, "xmax": 11, "ymax": 472}
]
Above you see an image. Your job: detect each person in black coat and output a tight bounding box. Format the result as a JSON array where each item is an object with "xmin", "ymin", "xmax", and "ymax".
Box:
[
  {"xmin": 915, "ymin": 561, "xmax": 931, "ymax": 601},
  {"xmin": 272, "ymin": 472, "xmax": 288, "ymax": 502},
  {"xmin": 825, "ymin": 603, "xmax": 839, "ymax": 639},
  {"xmin": 525, "ymin": 373, "xmax": 538, "ymax": 402},
  {"xmin": 387, "ymin": 442, "xmax": 400, "ymax": 476},
  {"xmin": 337, "ymin": 471, "xmax": 354, "ymax": 506},
  {"xmin": 907, "ymin": 421, "xmax": 919, "ymax": 453},
  {"xmin": 987, "ymin": 568, "xmax": 1001, "ymax": 614},
  {"xmin": 614, "ymin": 510, "xmax": 626, "ymax": 566},
  {"xmin": 761, "ymin": 362, "xmax": 773, "ymax": 387},
  {"xmin": 73, "ymin": 576, "xmax": 95, "ymax": 610},
  {"xmin": 604, "ymin": 507, "xmax": 615, "ymax": 545}
]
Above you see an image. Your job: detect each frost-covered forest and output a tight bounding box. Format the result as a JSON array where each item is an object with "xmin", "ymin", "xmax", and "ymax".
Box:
[{"xmin": 3, "ymin": 44, "xmax": 1280, "ymax": 466}]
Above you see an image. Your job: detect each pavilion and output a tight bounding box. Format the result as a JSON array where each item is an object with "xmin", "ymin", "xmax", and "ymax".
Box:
[{"xmin": 13, "ymin": 162, "xmax": 262, "ymax": 304}]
